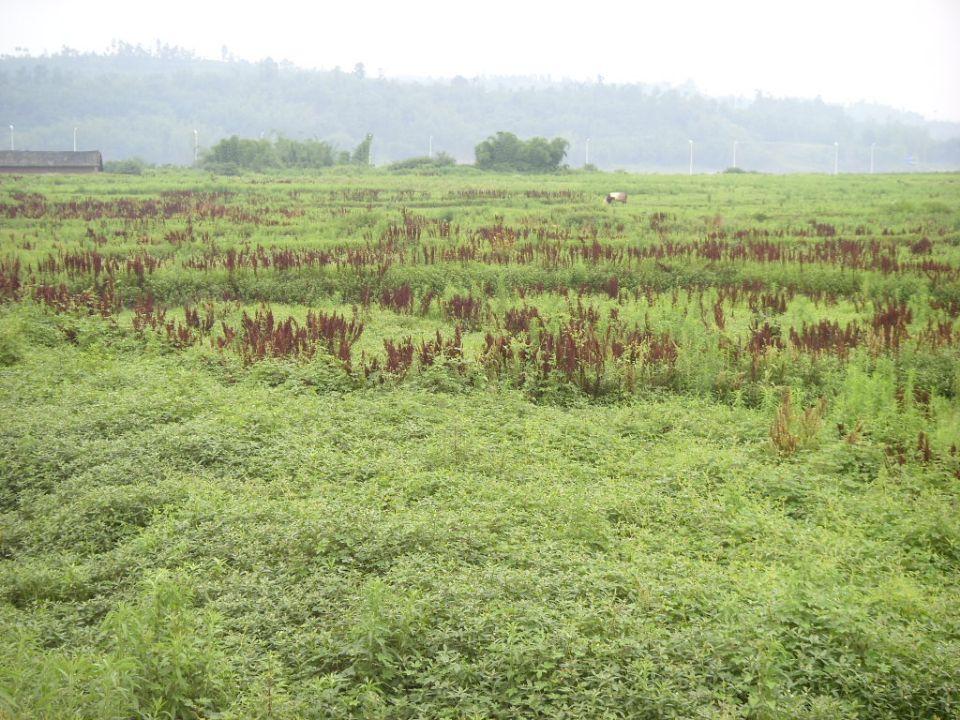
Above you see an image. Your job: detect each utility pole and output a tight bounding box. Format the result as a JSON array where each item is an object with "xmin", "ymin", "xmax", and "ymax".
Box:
[
  {"xmin": 732, "ymin": 140, "xmax": 738, "ymax": 169},
  {"xmin": 193, "ymin": 129, "xmax": 199, "ymax": 165},
  {"xmin": 585, "ymin": 137, "xmax": 590, "ymax": 167},
  {"xmin": 73, "ymin": 127, "xmax": 77, "ymax": 152},
  {"xmin": 8, "ymin": 125, "xmax": 13, "ymax": 151},
  {"xmin": 870, "ymin": 142, "xmax": 876, "ymax": 174},
  {"xmin": 428, "ymin": 135, "xmax": 432, "ymax": 159},
  {"xmin": 688, "ymin": 139, "xmax": 694, "ymax": 175},
  {"xmin": 833, "ymin": 142, "xmax": 839, "ymax": 175}
]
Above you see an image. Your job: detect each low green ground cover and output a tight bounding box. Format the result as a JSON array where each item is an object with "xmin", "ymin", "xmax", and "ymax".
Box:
[{"xmin": 0, "ymin": 169, "xmax": 958, "ymax": 718}]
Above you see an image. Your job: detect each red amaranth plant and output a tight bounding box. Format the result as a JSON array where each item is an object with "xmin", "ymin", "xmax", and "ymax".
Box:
[
  {"xmin": 443, "ymin": 294, "xmax": 484, "ymax": 328},
  {"xmin": 227, "ymin": 307, "xmax": 365, "ymax": 365},
  {"xmin": 602, "ymin": 276, "xmax": 620, "ymax": 300},
  {"xmin": 871, "ymin": 301, "xmax": 912, "ymax": 351},
  {"xmin": 503, "ymin": 306, "xmax": 541, "ymax": 335},
  {"xmin": 481, "ymin": 309, "xmax": 679, "ymax": 395},
  {"xmin": 304, "ymin": 309, "xmax": 364, "ymax": 369},
  {"xmin": 183, "ymin": 303, "xmax": 216, "ymax": 333},
  {"xmin": 747, "ymin": 321, "xmax": 783, "ymax": 356},
  {"xmin": 789, "ymin": 320, "xmax": 862, "ymax": 359},
  {"xmin": 33, "ymin": 282, "xmax": 118, "ymax": 317},
  {"xmin": 383, "ymin": 336, "xmax": 415, "ymax": 375},
  {"xmin": 132, "ymin": 293, "xmax": 166, "ymax": 332},
  {"xmin": 712, "ymin": 299, "xmax": 726, "ymax": 330},
  {"xmin": 380, "ymin": 284, "xmax": 414, "ymax": 313},
  {"xmin": 237, "ymin": 308, "xmax": 312, "ymax": 363},
  {"xmin": 0, "ymin": 258, "xmax": 22, "ymax": 301},
  {"xmin": 418, "ymin": 326, "xmax": 464, "ymax": 367}
]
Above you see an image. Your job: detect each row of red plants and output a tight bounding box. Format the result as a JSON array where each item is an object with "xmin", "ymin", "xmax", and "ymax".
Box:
[
  {"xmin": 13, "ymin": 202, "xmax": 951, "ymax": 282},
  {"xmin": 131, "ymin": 297, "xmax": 365, "ymax": 367},
  {"xmin": 13, "ymin": 270, "xmax": 958, "ymax": 381},
  {"xmin": 0, "ymin": 190, "xmax": 281, "ymax": 223},
  {"xmin": 113, "ymin": 236, "xmax": 959, "ymax": 279}
]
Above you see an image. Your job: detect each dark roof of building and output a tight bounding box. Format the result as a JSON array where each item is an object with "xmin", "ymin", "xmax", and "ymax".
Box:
[{"xmin": 0, "ymin": 151, "xmax": 103, "ymax": 168}]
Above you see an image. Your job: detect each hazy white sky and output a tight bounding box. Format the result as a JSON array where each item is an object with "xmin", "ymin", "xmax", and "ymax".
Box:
[{"xmin": 2, "ymin": 0, "xmax": 959, "ymax": 120}]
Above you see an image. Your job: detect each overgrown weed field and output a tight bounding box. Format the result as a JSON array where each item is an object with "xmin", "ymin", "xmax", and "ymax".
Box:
[{"xmin": 1, "ymin": 170, "xmax": 959, "ymax": 718}]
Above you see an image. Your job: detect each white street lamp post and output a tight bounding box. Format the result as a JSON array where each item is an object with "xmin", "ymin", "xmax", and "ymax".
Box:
[
  {"xmin": 833, "ymin": 142, "xmax": 839, "ymax": 175},
  {"xmin": 73, "ymin": 127, "xmax": 77, "ymax": 152},
  {"xmin": 585, "ymin": 138, "xmax": 590, "ymax": 167},
  {"xmin": 428, "ymin": 135, "xmax": 432, "ymax": 159},
  {"xmin": 193, "ymin": 129, "xmax": 199, "ymax": 164},
  {"xmin": 870, "ymin": 142, "xmax": 876, "ymax": 174},
  {"xmin": 733, "ymin": 140, "xmax": 738, "ymax": 169},
  {"xmin": 688, "ymin": 139, "xmax": 694, "ymax": 175},
  {"xmin": 8, "ymin": 125, "xmax": 13, "ymax": 151}
]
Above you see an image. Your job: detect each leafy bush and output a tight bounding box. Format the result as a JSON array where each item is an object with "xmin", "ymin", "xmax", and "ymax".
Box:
[
  {"xmin": 475, "ymin": 131, "xmax": 569, "ymax": 172},
  {"xmin": 0, "ymin": 573, "xmax": 229, "ymax": 719},
  {"xmin": 0, "ymin": 327, "xmax": 22, "ymax": 365},
  {"xmin": 104, "ymin": 157, "xmax": 151, "ymax": 175},
  {"xmin": 202, "ymin": 136, "xmax": 278, "ymax": 172},
  {"xmin": 388, "ymin": 152, "xmax": 456, "ymax": 171},
  {"xmin": 103, "ymin": 573, "xmax": 229, "ymax": 718}
]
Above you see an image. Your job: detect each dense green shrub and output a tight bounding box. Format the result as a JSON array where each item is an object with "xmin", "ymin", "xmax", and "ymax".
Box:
[
  {"xmin": 475, "ymin": 131, "xmax": 569, "ymax": 172},
  {"xmin": 388, "ymin": 152, "xmax": 457, "ymax": 171},
  {"xmin": 104, "ymin": 157, "xmax": 151, "ymax": 175}
]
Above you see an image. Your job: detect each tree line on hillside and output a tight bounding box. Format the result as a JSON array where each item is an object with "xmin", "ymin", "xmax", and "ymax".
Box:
[{"xmin": 2, "ymin": 45, "xmax": 958, "ymax": 171}]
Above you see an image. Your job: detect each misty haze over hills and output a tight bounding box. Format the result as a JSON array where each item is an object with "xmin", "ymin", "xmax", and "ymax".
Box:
[{"xmin": 2, "ymin": 45, "xmax": 959, "ymax": 172}]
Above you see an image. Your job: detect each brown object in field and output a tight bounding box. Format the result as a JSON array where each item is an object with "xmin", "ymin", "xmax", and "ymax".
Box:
[{"xmin": 605, "ymin": 192, "xmax": 627, "ymax": 204}]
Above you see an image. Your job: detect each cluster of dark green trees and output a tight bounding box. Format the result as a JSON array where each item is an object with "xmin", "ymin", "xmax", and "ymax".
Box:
[
  {"xmin": 201, "ymin": 134, "xmax": 371, "ymax": 173},
  {"xmin": 200, "ymin": 133, "xmax": 568, "ymax": 173},
  {"xmin": 474, "ymin": 132, "xmax": 569, "ymax": 171},
  {"xmin": 200, "ymin": 133, "xmax": 570, "ymax": 173}
]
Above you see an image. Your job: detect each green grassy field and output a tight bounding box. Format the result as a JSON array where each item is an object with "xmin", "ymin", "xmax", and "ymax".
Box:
[{"xmin": 1, "ymin": 169, "xmax": 959, "ymax": 719}]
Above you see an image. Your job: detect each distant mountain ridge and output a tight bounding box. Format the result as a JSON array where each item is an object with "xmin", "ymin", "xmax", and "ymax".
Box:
[{"xmin": 2, "ymin": 45, "xmax": 958, "ymax": 172}]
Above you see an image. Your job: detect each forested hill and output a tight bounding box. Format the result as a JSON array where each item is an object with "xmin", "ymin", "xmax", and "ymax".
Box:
[{"xmin": 2, "ymin": 45, "xmax": 959, "ymax": 172}]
